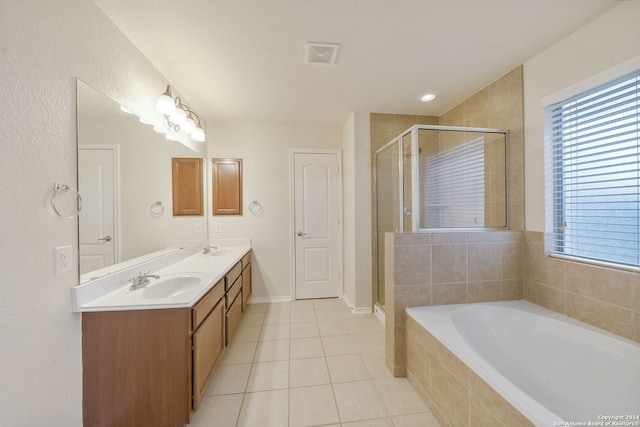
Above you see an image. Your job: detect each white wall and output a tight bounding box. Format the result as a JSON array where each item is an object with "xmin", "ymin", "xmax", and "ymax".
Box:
[
  {"xmin": 207, "ymin": 123, "xmax": 342, "ymax": 300},
  {"xmin": 0, "ymin": 1, "xmax": 187, "ymax": 424},
  {"xmin": 523, "ymin": 1, "xmax": 640, "ymax": 232},
  {"xmin": 342, "ymin": 113, "xmax": 373, "ymax": 311}
]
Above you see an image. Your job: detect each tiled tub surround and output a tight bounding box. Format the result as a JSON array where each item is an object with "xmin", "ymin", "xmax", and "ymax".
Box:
[
  {"xmin": 384, "ymin": 231, "xmax": 523, "ymax": 376},
  {"xmin": 524, "ymin": 231, "xmax": 640, "ymax": 343},
  {"xmin": 405, "ymin": 301, "xmax": 640, "ymax": 426}
]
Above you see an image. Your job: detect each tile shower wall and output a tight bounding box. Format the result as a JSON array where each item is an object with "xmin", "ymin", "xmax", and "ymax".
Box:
[
  {"xmin": 384, "ymin": 231, "xmax": 523, "ymax": 376},
  {"xmin": 523, "ymin": 231, "xmax": 640, "ymax": 343}
]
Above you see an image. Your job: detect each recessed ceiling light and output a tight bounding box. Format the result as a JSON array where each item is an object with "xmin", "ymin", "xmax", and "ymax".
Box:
[
  {"xmin": 420, "ymin": 93, "xmax": 437, "ymax": 102},
  {"xmin": 305, "ymin": 42, "xmax": 340, "ymax": 65}
]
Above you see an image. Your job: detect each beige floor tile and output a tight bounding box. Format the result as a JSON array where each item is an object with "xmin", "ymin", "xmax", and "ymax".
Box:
[
  {"xmin": 347, "ymin": 317, "xmax": 385, "ymax": 334},
  {"xmin": 312, "ymin": 297, "xmax": 342, "ymax": 310},
  {"xmin": 290, "ymin": 337, "xmax": 325, "ymax": 359},
  {"xmin": 342, "ymin": 418, "xmax": 395, "ymax": 427},
  {"xmin": 264, "ymin": 310, "xmax": 291, "ymax": 325},
  {"xmin": 205, "ymin": 363, "xmax": 251, "ymax": 395},
  {"xmin": 253, "ymin": 339, "xmax": 289, "ymax": 362},
  {"xmin": 353, "ymin": 333, "xmax": 385, "ymax": 353},
  {"xmin": 289, "ymin": 384, "xmax": 340, "ymax": 427},
  {"xmin": 392, "ymin": 412, "xmax": 442, "ymax": 427},
  {"xmin": 267, "ymin": 302, "xmax": 291, "ymax": 312},
  {"xmin": 220, "ymin": 341, "xmax": 257, "ymax": 365},
  {"xmin": 322, "ymin": 335, "xmax": 358, "ymax": 356},
  {"xmin": 289, "ymin": 357, "xmax": 330, "ymax": 388},
  {"xmin": 239, "ymin": 311, "xmax": 265, "ymax": 326},
  {"xmin": 231, "ymin": 324, "xmax": 261, "ymax": 343},
  {"xmin": 246, "ymin": 360, "xmax": 289, "ymax": 392},
  {"xmin": 315, "ymin": 308, "xmax": 349, "ymax": 321},
  {"xmin": 187, "ymin": 394, "xmax": 243, "ymax": 427},
  {"xmin": 326, "ymin": 354, "xmax": 370, "ymax": 383},
  {"xmin": 244, "ymin": 302, "xmax": 268, "ymax": 313},
  {"xmin": 260, "ymin": 323, "xmax": 290, "ymax": 341},
  {"xmin": 318, "ymin": 319, "xmax": 350, "ymax": 336},
  {"xmin": 360, "ymin": 351, "xmax": 393, "ymax": 379},
  {"xmin": 290, "ymin": 309, "xmax": 317, "ymax": 323},
  {"xmin": 289, "ymin": 321, "xmax": 320, "ymax": 338},
  {"xmin": 333, "ymin": 380, "xmax": 389, "ymax": 422},
  {"xmin": 236, "ymin": 389, "xmax": 289, "ymax": 427},
  {"xmin": 374, "ymin": 377, "xmax": 428, "ymax": 416},
  {"xmin": 290, "ymin": 300, "xmax": 315, "ymax": 311}
]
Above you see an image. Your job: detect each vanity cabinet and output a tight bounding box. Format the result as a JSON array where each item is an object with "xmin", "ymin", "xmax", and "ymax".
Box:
[
  {"xmin": 242, "ymin": 252, "xmax": 252, "ymax": 305},
  {"xmin": 82, "ymin": 252, "xmax": 252, "ymax": 427}
]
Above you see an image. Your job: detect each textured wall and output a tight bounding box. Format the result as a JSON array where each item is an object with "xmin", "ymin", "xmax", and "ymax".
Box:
[{"xmin": 0, "ymin": 1, "xmax": 185, "ymax": 424}]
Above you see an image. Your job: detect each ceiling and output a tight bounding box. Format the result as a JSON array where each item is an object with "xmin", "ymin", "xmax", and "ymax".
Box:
[{"xmin": 93, "ymin": 0, "xmax": 618, "ymax": 126}]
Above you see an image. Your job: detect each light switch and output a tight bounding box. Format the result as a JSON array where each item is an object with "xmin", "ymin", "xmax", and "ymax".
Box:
[{"xmin": 54, "ymin": 245, "xmax": 73, "ymax": 274}]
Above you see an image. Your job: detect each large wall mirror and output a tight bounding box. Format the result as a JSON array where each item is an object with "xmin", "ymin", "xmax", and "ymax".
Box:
[{"xmin": 77, "ymin": 80, "xmax": 208, "ymax": 283}]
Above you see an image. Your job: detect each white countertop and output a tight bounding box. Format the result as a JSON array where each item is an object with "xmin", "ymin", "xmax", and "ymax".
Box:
[{"xmin": 72, "ymin": 243, "xmax": 251, "ymax": 312}]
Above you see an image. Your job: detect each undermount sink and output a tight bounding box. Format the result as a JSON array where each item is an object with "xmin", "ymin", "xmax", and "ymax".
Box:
[{"xmin": 141, "ymin": 273, "xmax": 207, "ymax": 299}]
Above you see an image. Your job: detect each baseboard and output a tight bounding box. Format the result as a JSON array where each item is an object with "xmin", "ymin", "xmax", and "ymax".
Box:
[
  {"xmin": 342, "ymin": 293, "xmax": 373, "ymax": 314},
  {"xmin": 247, "ymin": 296, "xmax": 292, "ymax": 304},
  {"xmin": 373, "ymin": 304, "xmax": 385, "ymax": 325}
]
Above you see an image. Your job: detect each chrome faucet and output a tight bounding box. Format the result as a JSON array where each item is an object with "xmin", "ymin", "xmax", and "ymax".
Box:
[
  {"xmin": 202, "ymin": 245, "xmax": 218, "ymax": 254},
  {"xmin": 129, "ymin": 271, "xmax": 160, "ymax": 290}
]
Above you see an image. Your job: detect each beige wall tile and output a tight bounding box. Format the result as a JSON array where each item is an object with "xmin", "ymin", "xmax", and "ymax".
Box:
[
  {"xmin": 470, "ymin": 371, "xmax": 534, "ymax": 426},
  {"xmin": 432, "ymin": 283, "xmax": 467, "ymax": 305},
  {"xmin": 470, "ymin": 396, "xmax": 505, "ymax": 427},
  {"xmin": 468, "ymin": 281, "xmax": 502, "ymax": 303},
  {"xmin": 406, "ymin": 333, "xmax": 431, "ymax": 395},
  {"xmin": 432, "ymin": 245, "xmax": 467, "ymax": 283},
  {"xmin": 468, "ymin": 243, "xmax": 501, "ymax": 281},
  {"xmin": 502, "ymin": 279, "xmax": 524, "ymax": 300},
  {"xmin": 566, "ymin": 293, "xmax": 633, "ymax": 339},
  {"xmin": 501, "ymin": 241, "xmax": 523, "ymax": 280},
  {"xmin": 566, "ymin": 263, "xmax": 633, "ymax": 309},
  {"xmin": 523, "ymin": 280, "xmax": 566, "ymax": 314},
  {"xmin": 430, "ymin": 356, "xmax": 469, "ymax": 427},
  {"xmin": 393, "ymin": 245, "xmax": 430, "ymax": 286},
  {"xmin": 430, "ymin": 337, "xmax": 469, "ymax": 386}
]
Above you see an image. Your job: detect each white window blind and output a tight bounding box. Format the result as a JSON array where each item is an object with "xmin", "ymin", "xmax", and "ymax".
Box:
[
  {"xmin": 546, "ymin": 69, "xmax": 640, "ymax": 267},
  {"xmin": 420, "ymin": 137, "xmax": 485, "ymax": 228}
]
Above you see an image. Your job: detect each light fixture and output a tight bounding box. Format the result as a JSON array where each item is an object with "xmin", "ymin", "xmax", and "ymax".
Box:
[
  {"xmin": 155, "ymin": 85, "xmax": 206, "ymax": 142},
  {"xmin": 420, "ymin": 93, "xmax": 437, "ymax": 102}
]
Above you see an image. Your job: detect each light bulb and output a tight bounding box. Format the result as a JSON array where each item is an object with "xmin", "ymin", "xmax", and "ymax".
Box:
[
  {"xmin": 183, "ymin": 117, "xmax": 196, "ymax": 134},
  {"xmin": 191, "ymin": 127, "xmax": 205, "ymax": 142},
  {"xmin": 156, "ymin": 94, "xmax": 175, "ymax": 115},
  {"xmin": 169, "ymin": 107, "xmax": 187, "ymax": 126}
]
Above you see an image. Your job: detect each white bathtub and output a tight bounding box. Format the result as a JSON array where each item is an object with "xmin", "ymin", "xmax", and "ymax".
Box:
[{"xmin": 406, "ymin": 300, "xmax": 640, "ymax": 426}]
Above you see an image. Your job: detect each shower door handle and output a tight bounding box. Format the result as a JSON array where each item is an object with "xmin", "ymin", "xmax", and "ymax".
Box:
[{"xmin": 296, "ymin": 231, "xmax": 307, "ymax": 237}]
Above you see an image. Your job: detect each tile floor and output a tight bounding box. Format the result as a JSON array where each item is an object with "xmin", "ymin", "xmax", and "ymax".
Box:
[{"xmin": 188, "ymin": 298, "xmax": 442, "ymax": 427}]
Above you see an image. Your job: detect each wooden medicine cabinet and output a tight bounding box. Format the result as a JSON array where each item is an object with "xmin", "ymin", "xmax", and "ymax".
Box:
[
  {"xmin": 212, "ymin": 158, "xmax": 243, "ymax": 215},
  {"xmin": 171, "ymin": 157, "xmax": 204, "ymax": 216}
]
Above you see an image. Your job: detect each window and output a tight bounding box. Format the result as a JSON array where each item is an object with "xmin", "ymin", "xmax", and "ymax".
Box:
[{"xmin": 546, "ymin": 69, "xmax": 640, "ymax": 267}]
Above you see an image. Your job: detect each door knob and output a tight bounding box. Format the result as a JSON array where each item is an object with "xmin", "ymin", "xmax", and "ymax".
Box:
[
  {"xmin": 296, "ymin": 231, "xmax": 307, "ymax": 237},
  {"xmin": 98, "ymin": 235, "xmax": 112, "ymax": 242}
]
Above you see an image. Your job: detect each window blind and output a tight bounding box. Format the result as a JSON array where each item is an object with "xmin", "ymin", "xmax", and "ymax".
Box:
[
  {"xmin": 420, "ymin": 136, "xmax": 485, "ymax": 228},
  {"xmin": 546, "ymin": 69, "xmax": 640, "ymax": 267}
]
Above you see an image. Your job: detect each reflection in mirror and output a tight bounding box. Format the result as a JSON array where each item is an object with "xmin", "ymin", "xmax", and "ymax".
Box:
[{"xmin": 77, "ymin": 80, "xmax": 208, "ymax": 283}]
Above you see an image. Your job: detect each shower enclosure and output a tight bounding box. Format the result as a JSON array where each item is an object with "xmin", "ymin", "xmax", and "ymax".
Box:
[{"xmin": 374, "ymin": 125, "xmax": 508, "ymax": 310}]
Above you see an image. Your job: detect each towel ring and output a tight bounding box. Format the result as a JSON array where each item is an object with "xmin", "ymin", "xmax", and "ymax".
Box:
[
  {"xmin": 248, "ymin": 200, "xmax": 263, "ymax": 216},
  {"xmin": 150, "ymin": 201, "xmax": 165, "ymax": 216},
  {"xmin": 51, "ymin": 183, "xmax": 83, "ymax": 219}
]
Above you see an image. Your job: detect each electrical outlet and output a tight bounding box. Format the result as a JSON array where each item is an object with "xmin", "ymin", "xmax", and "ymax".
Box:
[
  {"xmin": 194, "ymin": 223, "xmax": 202, "ymax": 233},
  {"xmin": 54, "ymin": 245, "xmax": 73, "ymax": 274},
  {"xmin": 215, "ymin": 223, "xmax": 222, "ymax": 233}
]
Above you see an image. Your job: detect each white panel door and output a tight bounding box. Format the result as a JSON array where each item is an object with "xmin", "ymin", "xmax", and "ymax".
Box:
[
  {"xmin": 78, "ymin": 147, "xmax": 117, "ymax": 274},
  {"xmin": 293, "ymin": 152, "xmax": 341, "ymax": 299}
]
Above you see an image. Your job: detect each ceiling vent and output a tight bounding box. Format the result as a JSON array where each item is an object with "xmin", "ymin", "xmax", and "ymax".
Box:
[{"xmin": 305, "ymin": 42, "xmax": 340, "ymax": 65}]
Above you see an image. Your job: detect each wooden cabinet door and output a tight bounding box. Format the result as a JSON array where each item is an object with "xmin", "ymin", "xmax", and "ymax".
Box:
[
  {"xmin": 192, "ymin": 300, "xmax": 225, "ymax": 411},
  {"xmin": 172, "ymin": 157, "xmax": 204, "ymax": 216},
  {"xmin": 212, "ymin": 158, "xmax": 242, "ymax": 215},
  {"xmin": 242, "ymin": 263, "xmax": 251, "ymax": 305}
]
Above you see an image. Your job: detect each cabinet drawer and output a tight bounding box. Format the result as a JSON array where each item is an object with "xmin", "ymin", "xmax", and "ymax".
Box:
[
  {"xmin": 241, "ymin": 252, "xmax": 251, "ymax": 270},
  {"xmin": 226, "ymin": 276, "xmax": 242, "ymax": 310},
  {"xmin": 192, "ymin": 299, "xmax": 224, "ymax": 411},
  {"xmin": 225, "ymin": 293, "xmax": 242, "ymax": 345},
  {"xmin": 192, "ymin": 279, "xmax": 224, "ymax": 331},
  {"xmin": 225, "ymin": 262, "xmax": 242, "ymax": 291},
  {"xmin": 242, "ymin": 264, "xmax": 251, "ymax": 306}
]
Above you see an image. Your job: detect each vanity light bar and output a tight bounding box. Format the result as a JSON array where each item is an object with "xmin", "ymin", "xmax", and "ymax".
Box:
[{"xmin": 156, "ymin": 85, "xmax": 206, "ymax": 142}]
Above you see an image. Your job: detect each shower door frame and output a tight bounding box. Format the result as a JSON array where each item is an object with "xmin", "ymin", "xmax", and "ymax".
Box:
[{"xmin": 374, "ymin": 124, "xmax": 509, "ymax": 312}]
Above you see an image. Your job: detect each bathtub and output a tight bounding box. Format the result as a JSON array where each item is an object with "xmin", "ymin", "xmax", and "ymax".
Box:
[{"xmin": 406, "ymin": 300, "xmax": 640, "ymax": 426}]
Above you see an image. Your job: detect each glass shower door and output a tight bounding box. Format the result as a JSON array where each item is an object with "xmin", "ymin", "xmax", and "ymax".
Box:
[{"xmin": 375, "ymin": 139, "xmax": 401, "ymax": 309}]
